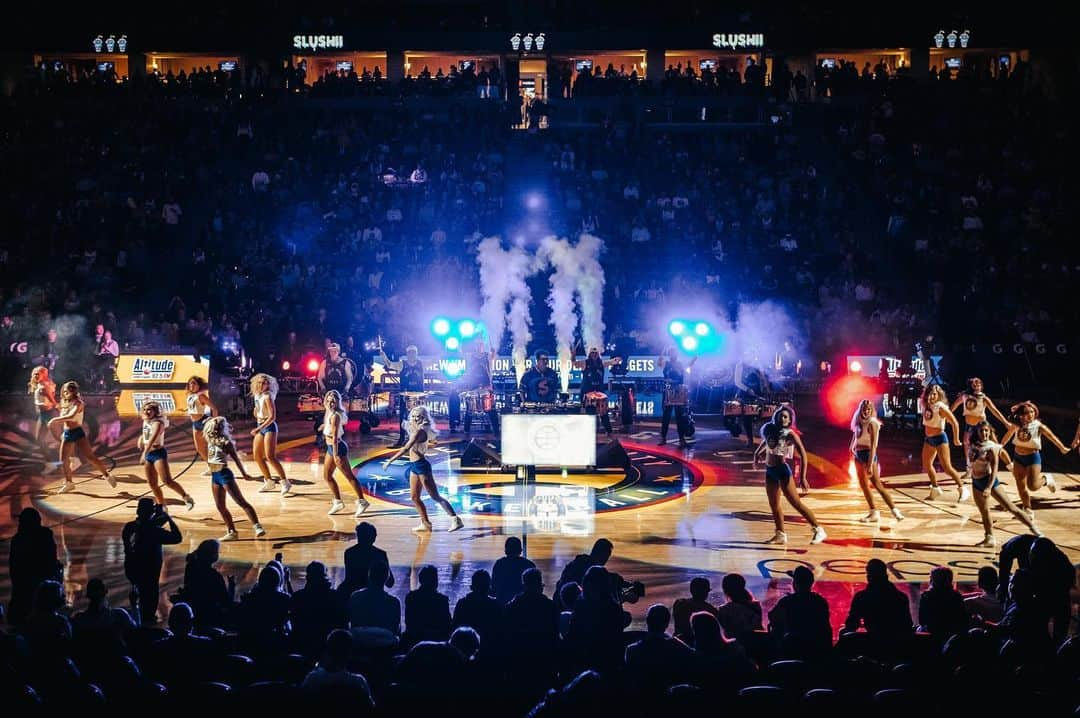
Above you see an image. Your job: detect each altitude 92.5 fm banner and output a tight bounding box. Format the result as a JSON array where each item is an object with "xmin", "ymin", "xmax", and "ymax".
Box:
[{"xmin": 116, "ymin": 354, "xmax": 209, "ymax": 386}]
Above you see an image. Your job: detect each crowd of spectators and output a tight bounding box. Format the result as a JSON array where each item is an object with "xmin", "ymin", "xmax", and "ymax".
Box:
[
  {"xmin": 5, "ymin": 515, "xmax": 1078, "ymax": 713},
  {"xmin": 0, "ymin": 53, "xmax": 1073, "ymax": 397}
]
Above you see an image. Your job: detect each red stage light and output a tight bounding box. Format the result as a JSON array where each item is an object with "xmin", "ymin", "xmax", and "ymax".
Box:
[
  {"xmin": 821, "ymin": 373, "xmax": 876, "ymax": 427},
  {"xmin": 282, "ymin": 360, "xmax": 291, "ymax": 372},
  {"xmin": 306, "ymin": 358, "xmax": 320, "ymax": 374},
  {"xmin": 849, "ymin": 360, "xmax": 862, "ymax": 373}
]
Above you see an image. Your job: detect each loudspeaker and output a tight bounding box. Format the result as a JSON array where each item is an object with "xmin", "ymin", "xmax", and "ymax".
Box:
[
  {"xmin": 595, "ymin": 438, "xmax": 632, "ymax": 471},
  {"xmin": 459, "ymin": 438, "xmax": 503, "ymax": 468}
]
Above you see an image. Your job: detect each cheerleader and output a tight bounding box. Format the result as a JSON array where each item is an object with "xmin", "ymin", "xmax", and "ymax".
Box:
[
  {"xmin": 949, "ymin": 377, "xmax": 1012, "ymax": 474},
  {"xmin": 967, "ymin": 421, "xmax": 1041, "ymax": 548},
  {"xmin": 28, "ymin": 366, "xmax": 57, "ymax": 447},
  {"xmin": 203, "ymin": 417, "xmax": 265, "ymax": 541},
  {"xmin": 850, "ymin": 400, "xmax": 903, "ymax": 522},
  {"xmin": 753, "ymin": 408, "xmax": 826, "ymax": 545},
  {"xmin": 919, "ymin": 384, "xmax": 968, "ymax": 501},
  {"xmin": 382, "ymin": 406, "xmax": 463, "ymax": 533},
  {"xmin": 1000, "ymin": 401, "xmax": 1067, "ymax": 517},
  {"xmin": 249, "ymin": 373, "xmax": 292, "ymax": 496},
  {"xmin": 186, "ymin": 376, "xmax": 218, "ymax": 473},
  {"xmin": 49, "ymin": 381, "xmax": 116, "ymax": 493},
  {"xmin": 775, "ymin": 404, "xmax": 810, "ymax": 495},
  {"xmin": 138, "ymin": 401, "xmax": 195, "ymax": 510},
  {"xmin": 321, "ymin": 390, "xmax": 370, "ymax": 517}
]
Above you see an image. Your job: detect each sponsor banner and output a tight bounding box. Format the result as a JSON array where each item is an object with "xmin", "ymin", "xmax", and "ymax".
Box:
[
  {"xmin": 115, "ymin": 389, "xmax": 189, "ymax": 418},
  {"xmin": 292, "ymin": 34, "xmax": 344, "ymax": 51},
  {"xmin": 846, "ymin": 354, "xmax": 942, "ymax": 380},
  {"xmin": 117, "ymin": 354, "xmax": 209, "ymax": 385}
]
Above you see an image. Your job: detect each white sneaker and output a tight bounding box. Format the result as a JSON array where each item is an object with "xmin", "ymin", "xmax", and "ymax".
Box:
[
  {"xmin": 926, "ymin": 486, "xmax": 944, "ymax": 500},
  {"xmin": 354, "ymin": 499, "xmax": 370, "ymax": 518},
  {"xmin": 56, "ymin": 481, "xmax": 76, "ymax": 494},
  {"xmin": 184, "ymin": 496, "xmax": 195, "ymax": 511},
  {"xmin": 448, "ymin": 516, "xmax": 464, "ymax": 532},
  {"xmin": 280, "ymin": 478, "xmax": 293, "ymax": 496},
  {"xmin": 975, "ymin": 534, "xmax": 996, "ymax": 548},
  {"xmin": 858, "ymin": 510, "xmax": 881, "ymax": 523},
  {"xmin": 891, "ymin": 507, "xmax": 905, "ymax": 521},
  {"xmin": 200, "ymin": 469, "xmax": 212, "ymax": 477},
  {"xmin": 412, "ymin": 522, "xmax": 433, "ymax": 533},
  {"xmin": 1044, "ymin": 474, "xmax": 1057, "ymax": 493},
  {"xmin": 220, "ymin": 530, "xmax": 239, "ymax": 542},
  {"xmin": 810, "ymin": 526, "xmax": 827, "ymax": 544},
  {"xmin": 765, "ymin": 530, "xmax": 788, "ymax": 545},
  {"xmin": 104, "ymin": 473, "xmax": 117, "ymax": 489},
  {"xmin": 328, "ymin": 499, "xmax": 346, "ymax": 515},
  {"xmin": 259, "ymin": 479, "xmax": 276, "ymax": 492},
  {"xmin": 253, "ymin": 523, "xmax": 266, "ymax": 537},
  {"xmin": 958, "ymin": 485, "xmax": 971, "ymax": 503}
]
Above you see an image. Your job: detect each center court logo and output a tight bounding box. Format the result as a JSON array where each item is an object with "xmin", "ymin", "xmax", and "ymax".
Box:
[{"xmin": 131, "ymin": 357, "xmax": 176, "ymax": 381}]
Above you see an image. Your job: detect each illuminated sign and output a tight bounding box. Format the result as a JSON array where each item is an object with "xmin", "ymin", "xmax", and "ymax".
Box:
[
  {"xmin": 846, "ymin": 354, "xmax": 943, "ymax": 380},
  {"xmin": 116, "ymin": 390, "xmax": 189, "ymax": 417},
  {"xmin": 92, "ymin": 34, "xmax": 128, "ymax": 53},
  {"xmin": 934, "ymin": 29, "xmax": 971, "ymax": 49},
  {"xmin": 510, "ymin": 32, "xmax": 546, "ymax": 52},
  {"xmin": 292, "ymin": 35, "xmax": 345, "ymax": 51},
  {"xmin": 116, "ymin": 354, "xmax": 209, "ymax": 385},
  {"xmin": 712, "ymin": 33, "xmax": 765, "ymax": 50}
]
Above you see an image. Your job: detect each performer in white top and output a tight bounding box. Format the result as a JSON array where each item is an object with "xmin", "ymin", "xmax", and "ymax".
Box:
[
  {"xmin": 753, "ymin": 407, "xmax": 825, "ymax": 546},
  {"xmin": 382, "ymin": 406, "xmax": 463, "ymax": 533},
  {"xmin": 138, "ymin": 401, "xmax": 194, "ymax": 510},
  {"xmin": 918, "ymin": 384, "xmax": 968, "ymax": 502},
  {"xmin": 49, "ymin": 380, "xmax": 116, "ymax": 494},
  {"xmin": 1000, "ymin": 400, "xmax": 1068, "ymax": 519},
  {"xmin": 967, "ymin": 421, "xmax": 1040, "ymax": 548},
  {"xmin": 186, "ymin": 376, "xmax": 218, "ymax": 476},
  {"xmin": 321, "ymin": 390, "xmax": 370, "ymax": 518},
  {"xmin": 203, "ymin": 417, "xmax": 264, "ymax": 540},
  {"xmin": 949, "ymin": 376, "xmax": 1012, "ymax": 474},
  {"xmin": 28, "ymin": 366, "xmax": 57, "ymax": 448},
  {"xmin": 849, "ymin": 399, "xmax": 903, "ymax": 523},
  {"xmin": 250, "ymin": 373, "xmax": 292, "ymax": 496}
]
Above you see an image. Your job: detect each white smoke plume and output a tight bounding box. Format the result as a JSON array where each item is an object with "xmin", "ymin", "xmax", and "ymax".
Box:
[
  {"xmin": 574, "ymin": 234, "xmax": 606, "ymax": 351},
  {"xmin": 537, "ymin": 236, "xmax": 579, "ymax": 391},
  {"xmin": 732, "ymin": 301, "xmax": 800, "ymax": 369},
  {"xmin": 477, "ymin": 237, "xmax": 536, "ymax": 381}
]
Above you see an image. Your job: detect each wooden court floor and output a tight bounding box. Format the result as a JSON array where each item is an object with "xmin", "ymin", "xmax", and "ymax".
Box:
[{"xmin": 1, "ymin": 397, "xmax": 1077, "ymax": 629}]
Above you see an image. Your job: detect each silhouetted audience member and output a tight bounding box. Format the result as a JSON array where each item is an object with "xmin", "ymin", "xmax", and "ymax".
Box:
[
  {"xmin": 404, "ymin": 565, "xmax": 452, "ymax": 647},
  {"xmin": 394, "ymin": 638, "xmax": 470, "ymax": 698},
  {"xmin": 149, "ymin": 603, "xmax": 218, "ymax": 687},
  {"xmin": 556, "ymin": 538, "xmax": 614, "ymax": 607},
  {"xmin": 964, "ymin": 566, "xmax": 1004, "ymax": 624},
  {"xmin": 179, "ymin": 539, "xmax": 234, "ymax": 630},
  {"xmin": 558, "ymin": 582, "xmax": 581, "ymax": 639},
  {"xmin": 716, "ymin": 573, "xmax": 763, "ymax": 643},
  {"xmin": 566, "ymin": 566, "xmax": 626, "ymax": 673},
  {"xmin": 997, "ymin": 534, "xmax": 1037, "ymax": 603},
  {"xmin": 624, "ymin": 604, "xmax": 697, "ymax": 692},
  {"xmin": 1028, "ymin": 537, "xmax": 1076, "ymax": 642},
  {"xmin": 349, "ymin": 561, "xmax": 401, "ymax": 637},
  {"xmin": 290, "ymin": 561, "xmax": 346, "ymax": 657},
  {"xmin": 121, "ymin": 498, "xmax": 182, "ymax": 625},
  {"xmin": 918, "ymin": 566, "xmax": 968, "ymax": 641},
  {"xmin": 71, "ymin": 578, "xmax": 136, "ymax": 650},
  {"xmin": 8, "ymin": 507, "xmax": 58, "ymax": 625},
  {"xmin": 449, "ymin": 625, "xmax": 481, "ymax": 662},
  {"xmin": 999, "ymin": 568, "xmax": 1053, "ymax": 651},
  {"xmin": 301, "ymin": 628, "xmax": 375, "ymax": 709},
  {"xmin": 491, "ymin": 536, "xmax": 535, "ymax": 604},
  {"xmin": 843, "ymin": 558, "xmax": 914, "ymax": 644},
  {"xmin": 672, "ymin": 576, "xmax": 720, "ymax": 642},
  {"xmin": 341, "ymin": 522, "xmax": 393, "ymax": 598},
  {"xmin": 767, "ymin": 566, "xmax": 832, "ymax": 657},
  {"xmin": 20, "ymin": 580, "xmax": 71, "ymax": 657},
  {"xmin": 687, "ymin": 611, "xmax": 755, "ymax": 689},
  {"xmin": 452, "ymin": 569, "xmax": 501, "ymax": 650},
  {"xmin": 236, "ymin": 564, "xmax": 292, "ymax": 654}
]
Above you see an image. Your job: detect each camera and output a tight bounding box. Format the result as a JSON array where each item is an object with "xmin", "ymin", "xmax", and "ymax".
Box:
[{"xmin": 151, "ymin": 504, "xmax": 169, "ymax": 525}]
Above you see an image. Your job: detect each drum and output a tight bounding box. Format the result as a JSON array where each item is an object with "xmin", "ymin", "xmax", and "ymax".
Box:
[
  {"xmin": 461, "ymin": 390, "xmax": 482, "ymax": 414},
  {"xmin": 584, "ymin": 391, "xmax": 610, "ymax": 417},
  {"xmin": 724, "ymin": 400, "xmax": 743, "ymax": 416},
  {"xmin": 664, "ymin": 385, "xmax": 689, "ymax": 407},
  {"xmin": 297, "ymin": 394, "xmax": 323, "ymax": 413},
  {"xmin": 402, "ymin": 392, "xmax": 429, "ymax": 411}
]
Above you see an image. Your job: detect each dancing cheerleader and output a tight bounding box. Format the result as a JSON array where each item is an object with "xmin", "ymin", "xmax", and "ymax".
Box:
[
  {"xmin": 322, "ymin": 390, "xmax": 370, "ymax": 517},
  {"xmin": 919, "ymin": 384, "xmax": 968, "ymax": 501},
  {"xmin": 49, "ymin": 380, "xmax": 116, "ymax": 493},
  {"xmin": 203, "ymin": 417, "xmax": 265, "ymax": 541},
  {"xmin": 850, "ymin": 399, "xmax": 904, "ymax": 523},
  {"xmin": 950, "ymin": 377, "xmax": 1012, "ymax": 474},
  {"xmin": 753, "ymin": 408, "xmax": 826, "ymax": 545},
  {"xmin": 138, "ymin": 401, "xmax": 194, "ymax": 510},
  {"xmin": 773, "ymin": 404, "xmax": 810, "ymax": 495},
  {"xmin": 1000, "ymin": 401, "xmax": 1067, "ymax": 518},
  {"xmin": 382, "ymin": 405, "xmax": 463, "ymax": 533},
  {"xmin": 250, "ymin": 373, "xmax": 292, "ymax": 496},
  {"xmin": 967, "ymin": 421, "xmax": 1041, "ymax": 548},
  {"xmin": 186, "ymin": 376, "xmax": 218, "ymax": 475},
  {"xmin": 28, "ymin": 366, "xmax": 57, "ymax": 447}
]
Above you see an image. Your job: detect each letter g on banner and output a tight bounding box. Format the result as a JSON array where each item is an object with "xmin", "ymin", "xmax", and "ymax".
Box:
[
  {"xmin": 992, "ymin": 344, "xmax": 1003, "ymax": 354},
  {"xmin": 1056, "ymin": 344, "xmax": 1068, "ymax": 354}
]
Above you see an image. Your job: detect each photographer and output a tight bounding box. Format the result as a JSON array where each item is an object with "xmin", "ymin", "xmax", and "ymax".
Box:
[
  {"xmin": 122, "ymin": 498, "xmax": 183, "ymax": 625},
  {"xmin": 554, "ymin": 538, "xmax": 642, "ymax": 609}
]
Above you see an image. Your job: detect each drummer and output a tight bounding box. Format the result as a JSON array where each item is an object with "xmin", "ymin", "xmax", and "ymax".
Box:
[
  {"xmin": 452, "ymin": 340, "xmax": 500, "ymax": 436},
  {"xmin": 520, "ymin": 351, "xmax": 560, "ymax": 404},
  {"xmin": 658, "ymin": 348, "xmax": 697, "ymax": 447},
  {"xmin": 378, "ymin": 341, "xmax": 427, "ymax": 448},
  {"xmin": 573, "ymin": 345, "xmax": 622, "ymax": 437}
]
